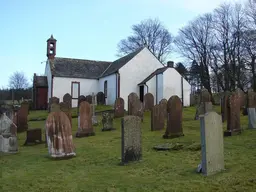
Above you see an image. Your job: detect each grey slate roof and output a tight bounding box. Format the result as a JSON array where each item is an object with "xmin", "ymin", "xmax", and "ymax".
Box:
[
  {"xmin": 50, "ymin": 57, "xmax": 112, "ymax": 79},
  {"xmin": 35, "ymin": 76, "xmax": 48, "ymax": 87},
  {"xmin": 138, "ymin": 66, "xmax": 168, "ymax": 85},
  {"xmin": 100, "ymin": 47, "xmax": 145, "ymax": 77}
]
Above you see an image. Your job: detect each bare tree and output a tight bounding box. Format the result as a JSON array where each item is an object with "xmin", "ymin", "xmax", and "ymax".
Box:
[
  {"xmin": 117, "ymin": 18, "xmax": 173, "ymax": 62},
  {"xmin": 8, "ymin": 71, "xmax": 29, "ymax": 89}
]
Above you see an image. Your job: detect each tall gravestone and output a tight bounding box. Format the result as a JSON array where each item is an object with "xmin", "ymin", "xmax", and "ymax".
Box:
[
  {"xmin": 114, "ymin": 97, "xmax": 125, "ymax": 118},
  {"xmin": 78, "ymin": 95, "xmax": 86, "ymax": 114},
  {"xmin": 194, "ymin": 89, "xmax": 212, "ymax": 120},
  {"xmin": 63, "ymin": 93, "xmax": 72, "ymax": 109},
  {"xmin": 102, "ymin": 112, "xmax": 115, "ymax": 131},
  {"xmin": 199, "ymin": 112, "xmax": 224, "ymax": 176},
  {"xmin": 221, "ymin": 91, "xmax": 231, "ymax": 122},
  {"xmin": 60, "ymin": 102, "xmax": 72, "ymax": 128},
  {"xmin": 17, "ymin": 102, "xmax": 29, "ymax": 132},
  {"xmin": 85, "ymin": 95, "xmax": 92, "ymax": 104},
  {"xmin": 76, "ymin": 101, "xmax": 95, "ymax": 137},
  {"xmin": 151, "ymin": 104, "xmax": 165, "ymax": 131},
  {"xmin": 224, "ymin": 92, "xmax": 241, "ymax": 136},
  {"xmin": 247, "ymin": 90, "xmax": 256, "ymax": 129},
  {"xmin": 45, "ymin": 111, "xmax": 76, "ymax": 159},
  {"xmin": 128, "ymin": 93, "xmax": 144, "ymax": 121},
  {"xmin": 91, "ymin": 92, "xmax": 98, "ymax": 126},
  {"xmin": 163, "ymin": 95, "xmax": 184, "ymax": 139},
  {"xmin": 159, "ymin": 99, "xmax": 167, "ymax": 118},
  {"xmin": 97, "ymin": 92, "xmax": 105, "ymax": 105},
  {"xmin": 0, "ymin": 112, "xmax": 18, "ymax": 154},
  {"xmin": 144, "ymin": 93, "xmax": 154, "ymax": 111},
  {"xmin": 121, "ymin": 116, "xmax": 142, "ymax": 164}
]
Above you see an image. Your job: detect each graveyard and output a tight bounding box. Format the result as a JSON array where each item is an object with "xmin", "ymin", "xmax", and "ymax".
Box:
[{"xmin": 1, "ymin": 102, "xmax": 256, "ymax": 192}]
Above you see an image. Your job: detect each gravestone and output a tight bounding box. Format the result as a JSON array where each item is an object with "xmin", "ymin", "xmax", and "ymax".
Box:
[
  {"xmin": 144, "ymin": 93, "xmax": 154, "ymax": 111},
  {"xmin": 97, "ymin": 92, "xmax": 105, "ymax": 105},
  {"xmin": 50, "ymin": 103, "xmax": 61, "ymax": 112},
  {"xmin": 163, "ymin": 95, "xmax": 184, "ymax": 139},
  {"xmin": 224, "ymin": 92, "xmax": 241, "ymax": 136},
  {"xmin": 235, "ymin": 88, "xmax": 246, "ymax": 109},
  {"xmin": 0, "ymin": 112, "xmax": 18, "ymax": 154},
  {"xmin": 199, "ymin": 112, "xmax": 224, "ymax": 176},
  {"xmin": 102, "ymin": 112, "xmax": 115, "ymax": 131},
  {"xmin": 195, "ymin": 89, "xmax": 212, "ymax": 120},
  {"xmin": 45, "ymin": 111, "xmax": 76, "ymax": 159},
  {"xmin": 121, "ymin": 116, "xmax": 142, "ymax": 164},
  {"xmin": 114, "ymin": 97, "xmax": 125, "ymax": 118},
  {"xmin": 24, "ymin": 128, "xmax": 43, "ymax": 146},
  {"xmin": 63, "ymin": 93, "xmax": 72, "ymax": 109},
  {"xmin": 85, "ymin": 95, "xmax": 92, "ymax": 104},
  {"xmin": 17, "ymin": 102, "xmax": 29, "ymax": 132},
  {"xmin": 49, "ymin": 97, "xmax": 59, "ymax": 112},
  {"xmin": 221, "ymin": 91, "xmax": 231, "ymax": 122},
  {"xmin": 247, "ymin": 90, "xmax": 256, "ymax": 129},
  {"xmin": 128, "ymin": 93, "xmax": 144, "ymax": 121},
  {"xmin": 91, "ymin": 92, "xmax": 98, "ymax": 126},
  {"xmin": 76, "ymin": 101, "xmax": 95, "ymax": 137},
  {"xmin": 151, "ymin": 104, "xmax": 165, "ymax": 131},
  {"xmin": 159, "ymin": 99, "xmax": 168, "ymax": 118},
  {"xmin": 60, "ymin": 102, "xmax": 72, "ymax": 128},
  {"xmin": 78, "ymin": 95, "xmax": 86, "ymax": 108}
]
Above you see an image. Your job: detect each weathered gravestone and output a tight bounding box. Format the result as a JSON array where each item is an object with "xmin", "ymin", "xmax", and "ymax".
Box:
[
  {"xmin": 247, "ymin": 90, "xmax": 256, "ymax": 129},
  {"xmin": 50, "ymin": 103, "xmax": 61, "ymax": 112},
  {"xmin": 224, "ymin": 92, "xmax": 241, "ymax": 136},
  {"xmin": 97, "ymin": 92, "xmax": 105, "ymax": 105},
  {"xmin": 144, "ymin": 93, "xmax": 154, "ymax": 111},
  {"xmin": 76, "ymin": 101, "xmax": 95, "ymax": 137},
  {"xmin": 78, "ymin": 95, "xmax": 86, "ymax": 108},
  {"xmin": 60, "ymin": 102, "xmax": 72, "ymax": 128},
  {"xmin": 85, "ymin": 95, "xmax": 92, "ymax": 104},
  {"xmin": 114, "ymin": 97, "xmax": 125, "ymax": 118},
  {"xmin": 45, "ymin": 111, "xmax": 76, "ymax": 159},
  {"xmin": 121, "ymin": 116, "xmax": 142, "ymax": 164},
  {"xmin": 159, "ymin": 99, "xmax": 168, "ymax": 118},
  {"xmin": 24, "ymin": 128, "xmax": 43, "ymax": 146},
  {"xmin": 221, "ymin": 91, "xmax": 231, "ymax": 122},
  {"xmin": 63, "ymin": 93, "xmax": 72, "ymax": 109},
  {"xmin": 0, "ymin": 112, "xmax": 18, "ymax": 154},
  {"xmin": 163, "ymin": 95, "xmax": 184, "ymax": 139},
  {"xmin": 102, "ymin": 112, "xmax": 115, "ymax": 131},
  {"xmin": 151, "ymin": 104, "xmax": 165, "ymax": 131},
  {"xmin": 49, "ymin": 97, "xmax": 59, "ymax": 112},
  {"xmin": 199, "ymin": 112, "xmax": 224, "ymax": 176},
  {"xmin": 194, "ymin": 89, "xmax": 212, "ymax": 120},
  {"xmin": 17, "ymin": 102, "xmax": 29, "ymax": 132},
  {"xmin": 91, "ymin": 92, "xmax": 98, "ymax": 126},
  {"xmin": 128, "ymin": 93, "xmax": 144, "ymax": 121}
]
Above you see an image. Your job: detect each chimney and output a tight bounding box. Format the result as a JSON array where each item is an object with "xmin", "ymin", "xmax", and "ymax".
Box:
[
  {"xmin": 46, "ymin": 34, "xmax": 57, "ymax": 59},
  {"xmin": 167, "ymin": 61, "xmax": 174, "ymax": 68}
]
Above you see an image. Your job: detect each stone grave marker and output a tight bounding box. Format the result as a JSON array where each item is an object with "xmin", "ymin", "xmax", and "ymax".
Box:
[
  {"xmin": 247, "ymin": 90, "xmax": 256, "ymax": 129},
  {"xmin": 221, "ymin": 91, "xmax": 231, "ymax": 122},
  {"xmin": 24, "ymin": 128, "xmax": 43, "ymax": 146},
  {"xmin": 235, "ymin": 88, "xmax": 246, "ymax": 109},
  {"xmin": 128, "ymin": 93, "xmax": 144, "ymax": 121},
  {"xmin": 224, "ymin": 92, "xmax": 241, "ymax": 136},
  {"xmin": 60, "ymin": 102, "xmax": 72, "ymax": 127},
  {"xmin": 45, "ymin": 111, "xmax": 76, "ymax": 159},
  {"xmin": 97, "ymin": 92, "xmax": 105, "ymax": 105},
  {"xmin": 114, "ymin": 97, "xmax": 125, "ymax": 118},
  {"xmin": 159, "ymin": 99, "xmax": 167, "ymax": 118},
  {"xmin": 0, "ymin": 112, "xmax": 18, "ymax": 154},
  {"xmin": 144, "ymin": 93, "xmax": 154, "ymax": 111},
  {"xmin": 63, "ymin": 93, "xmax": 72, "ymax": 109},
  {"xmin": 163, "ymin": 95, "xmax": 184, "ymax": 139},
  {"xmin": 49, "ymin": 97, "xmax": 59, "ymax": 112},
  {"xmin": 76, "ymin": 101, "xmax": 95, "ymax": 137},
  {"xmin": 78, "ymin": 95, "xmax": 86, "ymax": 108},
  {"xmin": 194, "ymin": 89, "xmax": 212, "ymax": 120},
  {"xmin": 50, "ymin": 103, "xmax": 61, "ymax": 112},
  {"xmin": 17, "ymin": 102, "xmax": 29, "ymax": 132},
  {"xmin": 121, "ymin": 116, "xmax": 142, "ymax": 164},
  {"xmin": 102, "ymin": 112, "xmax": 115, "ymax": 131},
  {"xmin": 85, "ymin": 95, "xmax": 92, "ymax": 104},
  {"xmin": 151, "ymin": 104, "xmax": 165, "ymax": 131},
  {"xmin": 91, "ymin": 92, "xmax": 98, "ymax": 126},
  {"xmin": 199, "ymin": 111, "xmax": 224, "ymax": 176}
]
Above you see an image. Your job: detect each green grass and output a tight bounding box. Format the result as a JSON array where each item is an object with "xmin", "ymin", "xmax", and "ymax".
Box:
[{"xmin": 1, "ymin": 106, "xmax": 256, "ymax": 192}]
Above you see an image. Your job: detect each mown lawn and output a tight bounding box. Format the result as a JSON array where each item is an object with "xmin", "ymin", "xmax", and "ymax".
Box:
[{"xmin": 1, "ymin": 106, "xmax": 256, "ymax": 192}]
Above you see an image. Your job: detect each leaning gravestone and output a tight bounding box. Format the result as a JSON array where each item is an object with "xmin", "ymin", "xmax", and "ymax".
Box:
[
  {"xmin": 63, "ymin": 93, "xmax": 72, "ymax": 109},
  {"xmin": 159, "ymin": 99, "xmax": 168, "ymax": 118},
  {"xmin": 60, "ymin": 102, "xmax": 72, "ymax": 128},
  {"xmin": 0, "ymin": 112, "xmax": 18, "ymax": 154},
  {"xmin": 151, "ymin": 104, "xmax": 165, "ymax": 131},
  {"xmin": 163, "ymin": 95, "xmax": 184, "ymax": 139},
  {"xmin": 102, "ymin": 112, "xmax": 115, "ymax": 131},
  {"xmin": 199, "ymin": 111, "xmax": 224, "ymax": 176},
  {"xmin": 17, "ymin": 102, "xmax": 29, "ymax": 132},
  {"xmin": 144, "ymin": 93, "xmax": 154, "ymax": 111},
  {"xmin": 224, "ymin": 92, "xmax": 241, "ymax": 136},
  {"xmin": 221, "ymin": 91, "xmax": 231, "ymax": 122},
  {"xmin": 247, "ymin": 90, "xmax": 256, "ymax": 129},
  {"xmin": 114, "ymin": 97, "xmax": 125, "ymax": 118},
  {"xmin": 45, "ymin": 111, "xmax": 76, "ymax": 159},
  {"xmin": 121, "ymin": 116, "xmax": 142, "ymax": 164},
  {"xmin": 97, "ymin": 92, "xmax": 105, "ymax": 105},
  {"xmin": 76, "ymin": 101, "xmax": 95, "ymax": 137},
  {"xmin": 85, "ymin": 95, "xmax": 92, "ymax": 104}
]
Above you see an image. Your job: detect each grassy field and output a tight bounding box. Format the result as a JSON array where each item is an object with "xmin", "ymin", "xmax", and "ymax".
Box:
[{"xmin": 1, "ymin": 106, "xmax": 256, "ymax": 192}]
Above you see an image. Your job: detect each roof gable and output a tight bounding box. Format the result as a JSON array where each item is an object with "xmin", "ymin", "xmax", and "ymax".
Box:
[{"xmin": 138, "ymin": 66, "xmax": 168, "ymax": 85}]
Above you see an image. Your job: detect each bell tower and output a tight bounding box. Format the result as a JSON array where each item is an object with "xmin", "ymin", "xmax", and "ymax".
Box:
[{"xmin": 46, "ymin": 35, "xmax": 57, "ymax": 59}]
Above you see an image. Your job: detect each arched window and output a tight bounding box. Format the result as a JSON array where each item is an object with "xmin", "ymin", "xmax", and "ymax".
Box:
[{"xmin": 104, "ymin": 80, "xmax": 107, "ymax": 98}]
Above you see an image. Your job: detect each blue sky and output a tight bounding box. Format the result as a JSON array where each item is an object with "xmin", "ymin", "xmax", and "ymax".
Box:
[{"xmin": 0, "ymin": 0, "xmax": 244, "ymax": 88}]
